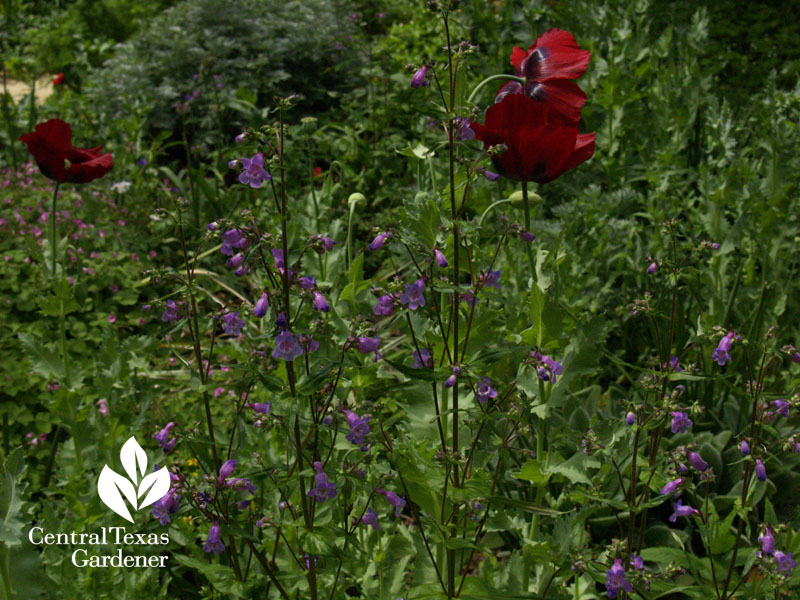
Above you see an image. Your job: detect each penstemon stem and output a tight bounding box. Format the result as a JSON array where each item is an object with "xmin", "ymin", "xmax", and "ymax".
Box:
[{"xmin": 466, "ymin": 73, "xmax": 524, "ymax": 105}]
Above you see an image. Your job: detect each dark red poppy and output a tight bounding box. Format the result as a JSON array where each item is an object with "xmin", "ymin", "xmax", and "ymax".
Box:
[
  {"xmin": 19, "ymin": 119, "xmax": 113, "ymax": 184},
  {"xmin": 52, "ymin": 73, "xmax": 65, "ymax": 86},
  {"xmin": 496, "ymin": 28, "xmax": 590, "ymax": 124},
  {"xmin": 470, "ymin": 93, "xmax": 595, "ymax": 184}
]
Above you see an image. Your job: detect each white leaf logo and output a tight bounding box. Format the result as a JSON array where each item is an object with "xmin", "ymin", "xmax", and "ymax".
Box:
[{"xmin": 97, "ymin": 436, "xmax": 171, "ymax": 522}]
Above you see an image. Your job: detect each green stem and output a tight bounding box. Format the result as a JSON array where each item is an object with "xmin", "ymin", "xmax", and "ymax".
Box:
[
  {"xmin": 466, "ymin": 73, "xmax": 524, "ymax": 105},
  {"xmin": 522, "ymin": 181, "xmax": 536, "ymax": 282},
  {"xmin": 49, "ymin": 183, "xmax": 60, "ymax": 279}
]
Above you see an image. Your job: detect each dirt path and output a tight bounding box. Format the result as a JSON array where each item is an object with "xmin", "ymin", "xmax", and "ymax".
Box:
[{"xmin": 1, "ymin": 73, "xmax": 55, "ymax": 104}]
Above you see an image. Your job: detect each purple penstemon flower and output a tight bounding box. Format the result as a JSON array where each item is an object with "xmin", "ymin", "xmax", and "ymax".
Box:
[
  {"xmin": 151, "ymin": 488, "xmax": 180, "ymax": 526},
  {"xmin": 771, "ymin": 398, "xmax": 790, "ymax": 418},
  {"xmin": 238, "ymin": 153, "xmax": 271, "ymax": 188},
  {"xmin": 625, "ymin": 411, "xmax": 636, "ymax": 426},
  {"xmin": 660, "ymin": 477, "xmax": 683, "ymax": 496},
  {"xmin": 740, "ymin": 439, "xmax": 750, "ymax": 455},
  {"xmin": 759, "ymin": 526, "xmax": 775, "ymax": 556},
  {"xmin": 355, "ymin": 336, "xmax": 381, "ymax": 362},
  {"xmin": 254, "ymin": 292, "xmax": 269, "ymax": 318},
  {"xmin": 433, "ymin": 248, "xmax": 448, "ymax": 268},
  {"xmin": 220, "ymin": 228, "xmax": 248, "ymax": 256},
  {"xmin": 312, "ymin": 290, "xmax": 330, "ymax": 312},
  {"xmin": 226, "ymin": 252, "xmax": 244, "ymax": 269},
  {"xmin": 161, "ymin": 300, "xmax": 181, "ymax": 324},
  {"xmin": 712, "ymin": 331, "xmax": 736, "ymax": 366},
  {"xmin": 410, "ymin": 65, "xmax": 430, "ymax": 88},
  {"xmin": 685, "ymin": 450, "xmax": 709, "ymax": 472},
  {"xmin": 669, "ymin": 499, "xmax": 700, "ymax": 522},
  {"xmin": 373, "ymin": 294, "xmax": 395, "ymax": 316},
  {"xmin": 342, "ymin": 409, "xmax": 371, "ymax": 447},
  {"xmin": 475, "ymin": 377, "xmax": 498, "ymax": 403},
  {"xmin": 412, "ymin": 348, "xmax": 432, "ymax": 369},
  {"xmin": 203, "ymin": 520, "xmax": 225, "ymax": 554},
  {"xmin": 153, "ymin": 422, "xmax": 175, "ymax": 452},
  {"xmin": 299, "ymin": 275, "xmax": 317, "ymax": 290},
  {"xmin": 480, "ymin": 268, "xmax": 501, "ymax": 288},
  {"xmin": 358, "ymin": 507, "xmax": 380, "ymax": 531},
  {"xmin": 217, "ymin": 459, "xmax": 237, "ymax": 485},
  {"xmin": 774, "ymin": 551, "xmax": 797, "ymax": 575},
  {"xmin": 453, "ymin": 117, "xmax": 475, "ymax": 141},
  {"xmin": 377, "ymin": 488, "xmax": 406, "ymax": 516},
  {"xmin": 307, "ymin": 461, "xmax": 337, "ymax": 502},
  {"xmin": 444, "ymin": 366, "xmax": 460, "ymax": 388},
  {"xmin": 248, "ymin": 402, "xmax": 270, "ymax": 415},
  {"xmin": 755, "ymin": 458, "xmax": 767, "ymax": 482},
  {"xmin": 647, "ymin": 261, "xmax": 658, "ymax": 274},
  {"xmin": 400, "ymin": 278, "xmax": 426, "ymax": 310},
  {"xmin": 369, "ymin": 231, "xmax": 391, "ymax": 251},
  {"xmin": 222, "ymin": 311, "xmax": 245, "ymax": 336},
  {"xmin": 605, "ymin": 558, "xmax": 633, "ymax": 598},
  {"xmin": 670, "ymin": 411, "xmax": 692, "ymax": 434},
  {"xmin": 273, "ymin": 330, "xmax": 303, "ymax": 362},
  {"xmin": 271, "ymin": 248, "xmax": 285, "ymax": 271}
]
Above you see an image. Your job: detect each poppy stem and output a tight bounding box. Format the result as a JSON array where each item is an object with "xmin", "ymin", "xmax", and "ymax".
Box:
[
  {"xmin": 49, "ymin": 182, "xmax": 60, "ymax": 279},
  {"xmin": 466, "ymin": 74, "xmax": 524, "ymax": 105},
  {"xmin": 521, "ymin": 181, "xmax": 536, "ymax": 281}
]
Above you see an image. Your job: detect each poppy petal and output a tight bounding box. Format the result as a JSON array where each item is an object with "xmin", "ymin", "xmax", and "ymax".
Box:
[{"xmin": 530, "ymin": 28, "xmax": 591, "ymax": 81}]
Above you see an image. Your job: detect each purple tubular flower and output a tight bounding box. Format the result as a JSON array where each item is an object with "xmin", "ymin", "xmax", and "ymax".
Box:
[
  {"xmin": 481, "ymin": 268, "xmax": 501, "ymax": 288},
  {"xmin": 238, "ymin": 153, "xmax": 271, "ymax": 188},
  {"xmin": 434, "ymin": 248, "xmax": 449, "ymax": 268},
  {"xmin": 227, "ymin": 477, "xmax": 257, "ymax": 494},
  {"xmin": 475, "ymin": 377, "xmax": 498, "ymax": 403},
  {"xmin": 299, "ymin": 275, "xmax": 316, "ymax": 289},
  {"xmin": 226, "ymin": 252, "xmax": 245, "ymax": 269},
  {"xmin": 273, "ymin": 331, "xmax": 303, "ymax": 362},
  {"xmin": 482, "ymin": 169, "xmax": 500, "ymax": 181},
  {"xmin": 412, "ymin": 348, "xmax": 432, "ymax": 369},
  {"xmin": 248, "ymin": 402, "xmax": 270, "ymax": 415},
  {"xmin": 321, "ymin": 236, "xmax": 336, "ymax": 251},
  {"xmin": 669, "ymin": 499, "xmax": 700, "ymax": 522},
  {"xmin": 222, "ymin": 311, "xmax": 245, "ymax": 336},
  {"xmin": 151, "ymin": 488, "xmax": 180, "ymax": 526},
  {"xmin": 626, "ymin": 412, "xmax": 636, "ymax": 426},
  {"xmin": 660, "ymin": 477, "xmax": 683, "ymax": 496},
  {"xmin": 359, "ymin": 507, "xmax": 380, "ymax": 531},
  {"xmin": 369, "ymin": 231, "xmax": 391, "ymax": 251},
  {"xmin": 740, "ymin": 440, "xmax": 750, "ymax": 455},
  {"xmin": 203, "ymin": 520, "xmax": 226, "ymax": 554},
  {"xmin": 712, "ymin": 331, "xmax": 736, "ymax": 366},
  {"xmin": 235, "ymin": 132, "xmax": 246, "ymax": 144},
  {"xmin": 520, "ymin": 230, "xmax": 535, "ymax": 241},
  {"xmin": 454, "ymin": 117, "xmax": 475, "ymax": 141},
  {"xmin": 377, "ymin": 488, "xmax": 406, "ymax": 517},
  {"xmin": 444, "ymin": 366, "xmax": 460, "ymax": 388},
  {"xmin": 342, "ymin": 409, "xmax": 371, "ymax": 446},
  {"xmin": 254, "ymin": 292, "xmax": 269, "ymax": 318},
  {"xmin": 218, "ymin": 459, "xmax": 237, "ymax": 485},
  {"xmin": 161, "ymin": 300, "xmax": 181, "ymax": 324},
  {"xmin": 400, "ymin": 278, "xmax": 426, "ymax": 310},
  {"xmin": 686, "ymin": 450, "xmax": 709, "ymax": 472},
  {"xmin": 373, "ymin": 294, "xmax": 395, "ymax": 316},
  {"xmin": 410, "ymin": 65, "xmax": 429, "ymax": 88},
  {"xmin": 271, "ymin": 248, "xmax": 285, "ymax": 271},
  {"xmin": 670, "ymin": 411, "xmax": 692, "ymax": 434},
  {"xmin": 356, "ymin": 336, "xmax": 381, "ymax": 362},
  {"xmin": 759, "ymin": 526, "xmax": 775, "ymax": 556},
  {"xmin": 630, "ymin": 555, "xmax": 644, "ymax": 571},
  {"xmin": 669, "ymin": 356, "xmax": 683, "ymax": 372},
  {"xmin": 755, "ymin": 458, "xmax": 767, "ymax": 482},
  {"xmin": 221, "ymin": 228, "xmax": 248, "ymax": 256},
  {"xmin": 774, "ymin": 551, "xmax": 797, "ymax": 575},
  {"xmin": 153, "ymin": 422, "xmax": 175, "ymax": 450},
  {"xmin": 307, "ymin": 461, "xmax": 337, "ymax": 502},
  {"xmin": 312, "ymin": 290, "xmax": 330, "ymax": 312},
  {"xmin": 605, "ymin": 558, "xmax": 633, "ymax": 598},
  {"xmin": 771, "ymin": 399, "xmax": 790, "ymax": 418},
  {"xmin": 647, "ymin": 261, "xmax": 658, "ymax": 274}
]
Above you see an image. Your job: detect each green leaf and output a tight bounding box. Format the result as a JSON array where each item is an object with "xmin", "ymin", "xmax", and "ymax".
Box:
[
  {"xmin": 513, "ymin": 459, "xmax": 551, "ymax": 486},
  {"xmin": 401, "ymin": 192, "xmax": 440, "ymax": 248},
  {"xmin": 0, "ymin": 448, "xmax": 26, "ymax": 546},
  {"xmin": 38, "ymin": 277, "xmax": 80, "ymax": 317},
  {"xmin": 549, "ymin": 453, "xmax": 600, "ymax": 486},
  {"xmin": 172, "ymin": 555, "xmax": 247, "ymax": 598}
]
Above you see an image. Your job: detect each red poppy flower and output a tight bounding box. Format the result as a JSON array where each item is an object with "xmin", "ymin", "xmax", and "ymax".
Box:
[
  {"xmin": 52, "ymin": 73, "xmax": 65, "ymax": 86},
  {"xmin": 470, "ymin": 93, "xmax": 595, "ymax": 184},
  {"xmin": 19, "ymin": 119, "xmax": 113, "ymax": 184},
  {"xmin": 496, "ymin": 29, "xmax": 590, "ymax": 124}
]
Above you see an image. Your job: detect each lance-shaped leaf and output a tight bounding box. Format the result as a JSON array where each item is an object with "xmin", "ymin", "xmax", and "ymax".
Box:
[
  {"xmin": 120, "ymin": 436, "xmax": 148, "ymax": 485},
  {"xmin": 97, "ymin": 465, "xmax": 138, "ymax": 523},
  {"xmin": 137, "ymin": 467, "xmax": 171, "ymax": 509}
]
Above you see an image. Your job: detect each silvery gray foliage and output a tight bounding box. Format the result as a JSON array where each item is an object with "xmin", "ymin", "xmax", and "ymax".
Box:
[{"xmin": 86, "ymin": 0, "xmax": 358, "ymax": 132}]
